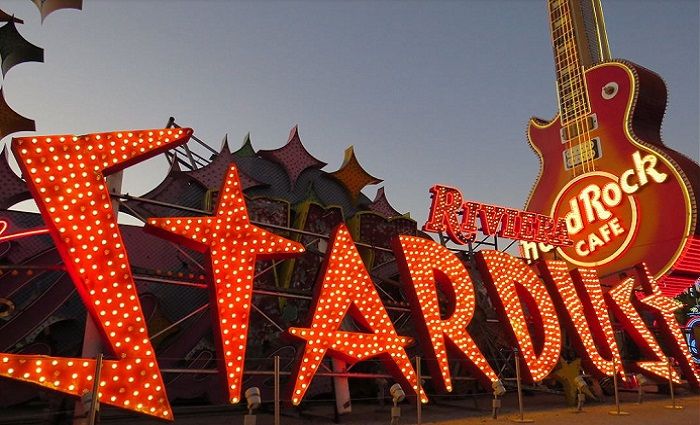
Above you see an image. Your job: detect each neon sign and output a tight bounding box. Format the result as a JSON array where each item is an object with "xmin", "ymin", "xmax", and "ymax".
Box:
[
  {"xmin": 145, "ymin": 163, "xmax": 305, "ymax": 404},
  {"xmin": 423, "ymin": 184, "xmax": 572, "ymax": 246},
  {"xmin": 4, "ymin": 129, "xmax": 194, "ymax": 419},
  {"xmin": 0, "ymin": 219, "xmax": 49, "ymax": 243},
  {"xmin": 525, "ymin": 150, "xmax": 679, "ymax": 271},
  {"xmin": 288, "ymin": 225, "xmax": 427, "ymax": 405},
  {"xmin": 1, "ymin": 130, "xmax": 697, "ymax": 421}
]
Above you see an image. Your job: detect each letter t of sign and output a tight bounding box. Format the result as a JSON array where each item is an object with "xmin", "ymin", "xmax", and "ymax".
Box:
[{"xmin": 145, "ymin": 164, "xmax": 305, "ymax": 404}]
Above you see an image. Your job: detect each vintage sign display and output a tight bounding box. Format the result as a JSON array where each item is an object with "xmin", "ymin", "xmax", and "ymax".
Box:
[
  {"xmin": 423, "ymin": 184, "xmax": 572, "ymax": 247},
  {"xmin": 145, "ymin": 164, "xmax": 305, "ymax": 404},
  {"xmin": 522, "ymin": 0, "xmax": 700, "ymax": 292},
  {"xmin": 0, "ymin": 129, "xmax": 698, "ymax": 421}
]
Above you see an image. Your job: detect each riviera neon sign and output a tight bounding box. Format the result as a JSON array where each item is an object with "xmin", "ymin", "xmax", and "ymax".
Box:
[
  {"xmin": 0, "ymin": 129, "xmax": 697, "ymax": 421},
  {"xmin": 422, "ymin": 184, "xmax": 572, "ymax": 247}
]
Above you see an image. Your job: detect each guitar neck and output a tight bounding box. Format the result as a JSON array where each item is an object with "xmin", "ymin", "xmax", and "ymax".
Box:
[{"xmin": 548, "ymin": 0, "xmax": 609, "ymax": 124}]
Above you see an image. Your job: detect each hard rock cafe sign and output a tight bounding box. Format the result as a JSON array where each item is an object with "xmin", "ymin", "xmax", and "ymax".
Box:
[{"xmin": 0, "ymin": 129, "xmax": 698, "ymax": 420}]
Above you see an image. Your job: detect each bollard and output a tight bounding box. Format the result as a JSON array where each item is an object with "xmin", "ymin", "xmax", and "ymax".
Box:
[
  {"xmin": 511, "ymin": 348, "xmax": 533, "ymax": 423},
  {"xmin": 415, "ymin": 356, "xmax": 422, "ymax": 425},
  {"xmin": 274, "ymin": 356, "xmax": 280, "ymax": 425},
  {"xmin": 87, "ymin": 353, "xmax": 103, "ymax": 425},
  {"xmin": 608, "ymin": 356, "xmax": 629, "ymax": 415},
  {"xmin": 664, "ymin": 357, "xmax": 684, "ymax": 410}
]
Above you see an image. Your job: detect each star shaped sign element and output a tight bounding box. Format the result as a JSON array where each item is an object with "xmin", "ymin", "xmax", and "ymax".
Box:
[{"xmin": 145, "ymin": 163, "xmax": 304, "ymax": 403}]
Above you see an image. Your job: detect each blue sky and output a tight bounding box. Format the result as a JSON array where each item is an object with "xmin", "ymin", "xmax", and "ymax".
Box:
[{"xmin": 1, "ymin": 0, "xmax": 698, "ymax": 227}]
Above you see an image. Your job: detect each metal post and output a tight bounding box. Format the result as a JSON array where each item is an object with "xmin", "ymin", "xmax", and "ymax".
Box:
[
  {"xmin": 415, "ymin": 356, "xmax": 421, "ymax": 425},
  {"xmin": 576, "ymin": 390, "xmax": 585, "ymax": 412},
  {"xmin": 636, "ymin": 376, "xmax": 644, "ymax": 405},
  {"xmin": 492, "ymin": 393, "xmax": 501, "ymax": 419},
  {"xmin": 511, "ymin": 348, "xmax": 533, "ymax": 423},
  {"xmin": 608, "ymin": 356, "xmax": 629, "ymax": 415},
  {"xmin": 664, "ymin": 357, "xmax": 683, "ymax": 410},
  {"xmin": 87, "ymin": 354, "xmax": 103, "ymax": 425},
  {"xmin": 274, "ymin": 356, "xmax": 281, "ymax": 425}
]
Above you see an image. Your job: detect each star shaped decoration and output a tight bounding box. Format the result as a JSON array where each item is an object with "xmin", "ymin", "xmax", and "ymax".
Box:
[
  {"xmin": 552, "ymin": 358, "xmax": 596, "ymax": 406},
  {"xmin": 368, "ymin": 187, "xmax": 402, "ymax": 218},
  {"xmin": 0, "ymin": 21, "xmax": 43, "ymax": 76},
  {"xmin": 233, "ymin": 133, "xmax": 256, "ymax": 158},
  {"xmin": 258, "ymin": 126, "xmax": 326, "ymax": 190},
  {"xmin": 145, "ymin": 163, "xmax": 304, "ymax": 403},
  {"xmin": 187, "ymin": 134, "xmax": 264, "ymax": 192},
  {"xmin": 0, "ymin": 89, "xmax": 35, "ymax": 140},
  {"xmin": 330, "ymin": 146, "xmax": 382, "ymax": 203}
]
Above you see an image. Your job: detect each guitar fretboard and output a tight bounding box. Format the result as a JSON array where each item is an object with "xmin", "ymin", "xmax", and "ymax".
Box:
[{"xmin": 549, "ymin": 0, "xmax": 591, "ymax": 124}]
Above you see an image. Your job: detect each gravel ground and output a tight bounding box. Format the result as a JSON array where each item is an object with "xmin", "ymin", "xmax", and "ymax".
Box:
[{"xmin": 1, "ymin": 390, "xmax": 698, "ymax": 425}]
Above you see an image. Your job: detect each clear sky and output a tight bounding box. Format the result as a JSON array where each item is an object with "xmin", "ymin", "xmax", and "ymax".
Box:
[{"xmin": 1, "ymin": 0, "xmax": 698, "ymax": 227}]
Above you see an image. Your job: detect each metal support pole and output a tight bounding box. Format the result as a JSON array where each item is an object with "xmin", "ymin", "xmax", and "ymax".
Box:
[
  {"xmin": 664, "ymin": 357, "xmax": 683, "ymax": 410},
  {"xmin": 637, "ymin": 384, "xmax": 643, "ymax": 405},
  {"xmin": 274, "ymin": 356, "xmax": 281, "ymax": 425},
  {"xmin": 608, "ymin": 356, "xmax": 629, "ymax": 415},
  {"xmin": 415, "ymin": 356, "xmax": 422, "ymax": 425},
  {"xmin": 87, "ymin": 354, "xmax": 103, "ymax": 425},
  {"xmin": 511, "ymin": 348, "xmax": 533, "ymax": 423},
  {"xmin": 492, "ymin": 394, "xmax": 501, "ymax": 419},
  {"xmin": 576, "ymin": 389, "xmax": 584, "ymax": 412}
]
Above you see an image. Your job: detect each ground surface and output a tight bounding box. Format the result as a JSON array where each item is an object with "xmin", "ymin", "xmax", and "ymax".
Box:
[{"xmin": 1, "ymin": 391, "xmax": 698, "ymax": 424}]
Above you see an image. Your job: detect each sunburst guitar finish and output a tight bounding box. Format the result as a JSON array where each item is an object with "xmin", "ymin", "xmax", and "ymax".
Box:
[{"xmin": 525, "ymin": 60, "xmax": 699, "ymax": 285}]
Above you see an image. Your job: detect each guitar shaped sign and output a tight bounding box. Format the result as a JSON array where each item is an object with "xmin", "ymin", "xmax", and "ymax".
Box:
[{"xmin": 524, "ymin": 0, "xmax": 700, "ymax": 293}]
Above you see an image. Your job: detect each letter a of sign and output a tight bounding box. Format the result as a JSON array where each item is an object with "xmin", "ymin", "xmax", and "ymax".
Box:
[
  {"xmin": 145, "ymin": 163, "xmax": 305, "ymax": 403},
  {"xmin": 475, "ymin": 250, "xmax": 562, "ymax": 382},
  {"xmin": 3, "ymin": 129, "xmax": 193, "ymax": 419},
  {"xmin": 288, "ymin": 224, "xmax": 427, "ymax": 405},
  {"xmin": 393, "ymin": 235, "xmax": 498, "ymax": 392}
]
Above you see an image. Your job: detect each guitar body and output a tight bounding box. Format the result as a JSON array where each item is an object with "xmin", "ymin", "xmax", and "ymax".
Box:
[{"xmin": 525, "ymin": 60, "xmax": 699, "ymax": 281}]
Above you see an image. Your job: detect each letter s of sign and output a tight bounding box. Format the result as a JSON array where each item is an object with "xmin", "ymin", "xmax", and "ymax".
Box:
[{"xmin": 1, "ymin": 130, "xmax": 193, "ymax": 420}]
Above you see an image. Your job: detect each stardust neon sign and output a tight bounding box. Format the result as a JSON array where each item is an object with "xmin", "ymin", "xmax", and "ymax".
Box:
[{"xmin": 0, "ymin": 129, "xmax": 697, "ymax": 421}]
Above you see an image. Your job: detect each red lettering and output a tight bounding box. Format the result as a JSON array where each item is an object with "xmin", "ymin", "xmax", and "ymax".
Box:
[
  {"xmin": 423, "ymin": 185, "xmax": 474, "ymax": 244},
  {"xmin": 475, "ymin": 251, "xmax": 562, "ymax": 382},
  {"xmin": 288, "ymin": 224, "xmax": 427, "ymax": 405},
  {"xmin": 394, "ymin": 235, "xmax": 498, "ymax": 392},
  {"xmin": 538, "ymin": 261, "xmax": 622, "ymax": 378},
  {"xmin": 145, "ymin": 164, "xmax": 305, "ymax": 403}
]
